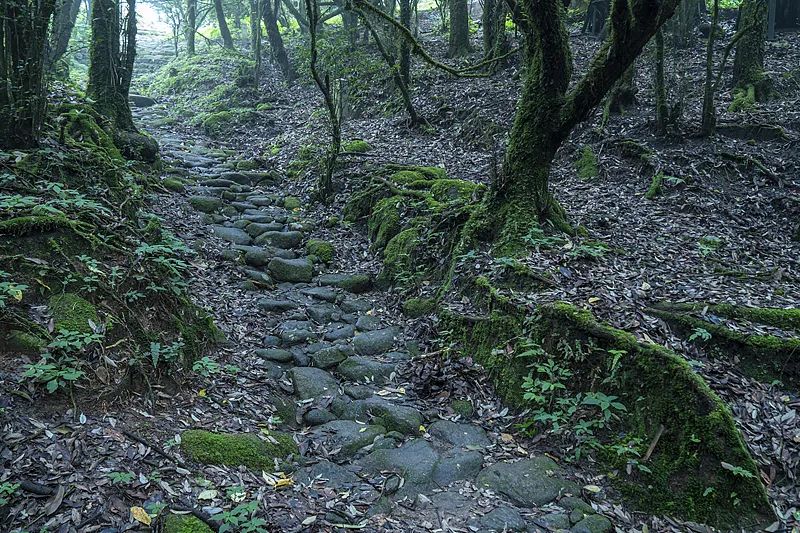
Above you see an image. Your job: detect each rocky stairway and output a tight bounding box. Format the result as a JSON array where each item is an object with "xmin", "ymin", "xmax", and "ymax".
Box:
[{"xmin": 133, "ymin": 104, "xmax": 616, "ymax": 532}]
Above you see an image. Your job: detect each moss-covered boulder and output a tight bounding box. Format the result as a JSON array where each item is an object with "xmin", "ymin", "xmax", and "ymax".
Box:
[
  {"xmin": 180, "ymin": 429, "xmax": 297, "ymax": 471},
  {"xmin": 576, "ymin": 145, "xmax": 599, "ymax": 180},
  {"xmin": 403, "ymin": 297, "xmax": 436, "ymax": 317},
  {"xmin": 342, "ymin": 139, "xmax": 372, "ymax": 153},
  {"xmin": 283, "ymin": 196, "xmax": 301, "ymax": 210},
  {"xmin": 163, "ymin": 514, "xmax": 214, "ymax": 533},
  {"xmin": 306, "ymin": 239, "xmax": 335, "ymax": 263},
  {"xmin": 368, "ymin": 197, "xmax": 402, "ymax": 250},
  {"xmin": 162, "ymin": 178, "xmax": 186, "ymax": 193},
  {"xmin": 48, "ymin": 293, "xmax": 98, "ymax": 334},
  {"xmin": 189, "ymin": 196, "xmax": 222, "ymax": 213}
]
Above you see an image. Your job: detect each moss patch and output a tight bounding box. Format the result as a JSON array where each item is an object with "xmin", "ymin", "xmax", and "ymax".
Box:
[
  {"xmin": 306, "ymin": 239, "xmax": 335, "ymax": 263},
  {"xmin": 180, "ymin": 429, "xmax": 297, "ymax": 471},
  {"xmin": 163, "ymin": 514, "xmax": 214, "ymax": 533},
  {"xmin": 645, "ymin": 172, "xmax": 663, "ymax": 200},
  {"xmin": 162, "ymin": 178, "xmax": 186, "ymax": 193},
  {"xmin": 575, "ymin": 145, "xmax": 599, "ymax": 180},
  {"xmin": 342, "ymin": 139, "xmax": 372, "ymax": 153},
  {"xmin": 48, "ymin": 293, "xmax": 98, "ymax": 334},
  {"xmin": 283, "ymin": 196, "xmax": 302, "ymax": 210},
  {"xmin": 403, "ymin": 297, "xmax": 437, "ymax": 317}
]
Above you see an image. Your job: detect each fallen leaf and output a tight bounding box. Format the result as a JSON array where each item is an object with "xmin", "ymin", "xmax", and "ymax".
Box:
[{"xmin": 131, "ymin": 506, "xmax": 152, "ymax": 526}]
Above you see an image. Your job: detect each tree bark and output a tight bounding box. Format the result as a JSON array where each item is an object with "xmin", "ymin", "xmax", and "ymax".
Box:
[
  {"xmin": 733, "ymin": 0, "xmax": 769, "ymax": 98},
  {"xmin": 48, "ymin": 0, "xmax": 82, "ymax": 70},
  {"xmin": 482, "ymin": 0, "xmax": 508, "ymax": 69},
  {"xmin": 701, "ymin": 0, "xmax": 719, "ymax": 135},
  {"xmin": 399, "ymin": 0, "xmax": 412, "ymax": 83},
  {"xmin": 654, "ymin": 29, "xmax": 668, "ymax": 134},
  {"xmin": 0, "ymin": 0, "xmax": 58, "ymax": 148},
  {"xmin": 213, "ymin": 0, "xmax": 235, "ymax": 48},
  {"xmin": 605, "ymin": 63, "xmax": 637, "ymax": 115},
  {"xmin": 447, "ymin": 0, "xmax": 470, "ymax": 57},
  {"xmin": 262, "ymin": 0, "xmax": 294, "ymax": 79},
  {"xmin": 187, "ymin": 0, "xmax": 197, "ymax": 55}
]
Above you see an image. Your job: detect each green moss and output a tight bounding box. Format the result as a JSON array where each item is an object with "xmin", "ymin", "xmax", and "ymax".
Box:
[
  {"xmin": 653, "ymin": 302, "xmax": 800, "ymax": 331},
  {"xmin": 0, "ymin": 215, "xmax": 76, "ymax": 236},
  {"xmin": 235, "ymin": 159, "xmax": 260, "ymax": 171},
  {"xmin": 386, "ymin": 164, "xmax": 447, "ymax": 181},
  {"xmin": 729, "ymin": 84, "xmax": 756, "ymax": 112},
  {"xmin": 5, "ymin": 329, "xmax": 47, "ymax": 353},
  {"xmin": 368, "ymin": 196, "xmax": 402, "ymax": 250},
  {"xmin": 380, "ymin": 228, "xmax": 420, "ymax": 285},
  {"xmin": 402, "ymin": 297, "xmax": 437, "ymax": 317},
  {"xmin": 337, "ymin": 274, "xmax": 372, "ymax": 293},
  {"xmin": 162, "ymin": 178, "xmax": 186, "ymax": 193},
  {"xmin": 180, "ymin": 429, "xmax": 297, "ymax": 470},
  {"xmin": 201, "ymin": 111, "xmax": 233, "ymax": 136},
  {"xmin": 429, "ymin": 179, "xmax": 483, "ymax": 202},
  {"xmin": 645, "ymin": 172, "xmax": 663, "ymax": 200},
  {"xmin": 283, "ymin": 196, "xmax": 301, "ymax": 210},
  {"xmin": 343, "ymin": 184, "xmax": 386, "ymax": 222},
  {"xmin": 450, "ymin": 399, "xmax": 474, "ymax": 418},
  {"xmin": 576, "ymin": 145, "xmax": 599, "ymax": 180},
  {"xmin": 306, "ymin": 239, "xmax": 335, "ymax": 263},
  {"xmin": 163, "ymin": 514, "xmax": 214, "ymax": 533},
  {"xmin": 48, "ymin": 293, "xmax": 98, "ymax": 334},
  {"xmin": 256, "ymin": 102, "xmax": 273, "ymax": 111},
  {"xmin": 174, "ymin": 306, "xmax": 224, "ymax": 362},
  {"xmin": 188, "ymin": 196, "xmax": 222, "ymax": 213},
  {"xmin": 342, "ymin": 139, "xmax": 372, "ymax": 153}
]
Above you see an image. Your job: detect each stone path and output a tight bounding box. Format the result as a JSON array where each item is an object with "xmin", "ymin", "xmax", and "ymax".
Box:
[{"xmin": 132, "ymin": 102, "xmax": 615, "ymax": 533}]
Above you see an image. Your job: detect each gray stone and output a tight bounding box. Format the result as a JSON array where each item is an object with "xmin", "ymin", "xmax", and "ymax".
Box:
[
  {"xmin": 428, "ymin": 491, "xmax": 473, "ymax": 515},
  {"xmin": 311, "ymin": 420, "xmax": 386, "ymax": 458},
  {"xmin": 306, "ymin": 303, "xmax": 338, "ymax": 324},
  {"xmin": 300, "ymin": 287, "xmax": 338, "ymax": 302},
  {"xmin": 246, "ymin": 222, "xmax": 284, "ymax": 236},
  {"xmin": 188, "ymin": 195, "xmax": 222, "ymax": 213},
  {"xmin": 333, "ymin": 397, "xmax": 423, "ymax": 435},
  {"xmin": 263, "ymin": 335, "xmax": 281, "ymax": 347},
  {"xmin": 317, "ymin": 273, "xmax": 373, "ymax": 294},
  {"xmin": 429, "ymin": 420, "xmax": 490, "ymax": 449},
  {"xmin": 242, "ymin": 246, "xmax": 295, "ymax": 266},
  {"xmin": 255, "ymin": 230, "xmax": 304, "ymax": 249},
  {"xmin": 129, "ymin": 94, "xmax": 156, "ymax": 107},
  {"xmin": 255, "ymin": 348, "xmax": 294, "ymax": 363},
  {"xmin": 479, "ymin": 506, "xmax": 527, "ymax": 532},
  {"xmin": 289, "ymin": 367, "xmax": 340, "ymax": 400},
  {"xmin": 337, "ymin": 356, "xmax": 395, "ymax": 385},
  {"xmin": 280, "ymin": 328, "xmax": 316, "ymax": 346},
  {"xmin": 353, "ymin": 327, "xmax": 398, "ymax": 356},
  {"xmin": 358, "ymin": 439, "xmax": 445, "ymax": 498},
  {"xmin": 231, "ymin": 201, "xmax": 257, "ymax": 212},
  {"xmin": 344, "ymin": 384, "xmax": 373, "ymax": 400},
  {"xmin": 303, "ymin": 408, "xmax": 336, "ymax": 426},
  {"xmin": 296, "ymin": 460, "xmax": 361, "ymax": 487},
  {"xmin": 211, "ymin": 225, "xmax": 252, "ymax": 245},
  {"xmin": 340, "ymin": 299, "xmax": 374, "ymax": 313},
  {"xmin": 199, "ymin": 178, "xmax": 238, "ymax": 188},
  {"xmin": 261, "ymin": 360, "xmax": 289, "ymax": 380},
  {"xmin": 536, "ymin": 513, "xmax": 571, "ymax": 530},
  {"xmin": 258, "ymin": 299, "xmax": 298, "ymax": 313},
  {"xmin": 324, "ymin": 324, "xmax": 356, "ymax": 341},
  {"xmin": 268, "ymin": 257, "xmax": 313, "ymax": 282},
  {"xmin": 311, "ymin": 345, "xmax": 351, "ymax": 369},
  {"xmin": 571, "ymin": 515, "xmax": 612, "ymax": 533},
  {"xmin": 475, "ymin": 457, "xmax": 579, "ymax": 507},
  {"xmin": 432, "ymin": 449, "xmax": 484, "ymax": 486},
  {"xmin": 355, "ymin": 315, "xmax": 382, "ymax": 331}
]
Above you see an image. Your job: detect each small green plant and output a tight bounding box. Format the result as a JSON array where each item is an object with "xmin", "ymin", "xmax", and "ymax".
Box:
[
  {"xmin": 566, "ymin": 241, "xmax": 609, "ymax": 261},
  {"xmin": 145, "ymin": 340, "xmax": 185, "ymax": 369},
  {"xmin": 523, "ymin": 226, "xmax": 565, "ymax": 251},
  {"xmin": 720, "ymin": 462, "xmax": 756, "ymax": 479},
  {"xmin": 689, "ymin": 327, "xmax": 712, "ymax": 343},
  {"xmin": 193, "ymin": 356, "xmax": 220, "ymax": 377},
  {"xmin": 107, "ymin": 471, "xmax": 135, "ymax": 484},
  {"xmin": 0, "ymin": 481, "xmax": 20, "ymax": 506},
  {"xmin": 0, "ymin": 270, "xmax": 28, "ymax": 308},
  {"xmin": 21, "ymin": 329, "xmax": 102, "ymax": 394},
  {"xmin": 212, "ymin": 501, "xmax": 268, "ymax": 533},
  {"xmin": 575, "ymin": 145, "xmax": 599, "ymax": 180},
  {"xmin": 698, "ymin": 235, "xmax": 723, "ymax": 256}
]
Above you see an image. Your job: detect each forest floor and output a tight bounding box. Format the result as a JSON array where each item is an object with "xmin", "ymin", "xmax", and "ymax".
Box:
[{"xmin": 2, "ymin": 10, "xmax": 799, "ymax": 533}]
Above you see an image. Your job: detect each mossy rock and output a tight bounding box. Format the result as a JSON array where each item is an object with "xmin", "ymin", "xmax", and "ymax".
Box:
[
  {"xmin": 368, "ymin": 196, "xmax": 402, "ymax": 250},
  {"xmin": 380, "ymin": 228, "xmax": 420, "ymax": 285},
  {"xmin": 48, "ymin": 293, "xmax": 98, "ymax": 334},
  {"xmin": 0, "ymin": 215, "xmax": 76, "ymax": 237},
  {"xmin": 235, "ymin": 159, "xmax": 260, "ymax": 171},
  {"xmin": 386, "ymin": 165, "xmax": 447, "ymax": 183},
  {"xmin": 575, "ymin": 146, "xmax": 599, "ymax": 180},
  {"xmin": 283, "ymin": 196, "xmax": 302, "ymax": 210},
  {"xmin": 201, "ymin": 111, "xmax": 233, "ymax": 136},
  {"xmin": 429, "ymin": 179, "xmax": 482, "ymax": 202},
  {"xmin": 306, "ymin": 239, "xmax": 335, "ymax": 263},
  {"xmin": 342, "ymin": 139, "xmax": 372, "ymax": 153},
  {"xmin": 163, "ymin": 514, "xmax": 214, "ymax": 533},
  {"xmin": 174, "ymin": 305, "xmax": 225, "ymax": 362},
  {"xmin": 729, "ymin": 84, "xmax": 757, "ymax": 112},
  {"xmin": 188, "ymin": 196, "xmax": 222, "ymax": 213},
  {"xmin": 403, "ymin": 297, "xmax": 437, "ymax": 318},
  {"xmin": 343, "ymin": 184, "xmax": 387, "ymax": 222},
  {"xmin": 5, "ymin": 329, "xmax": 47, "ymax": 354},
  {"xmin": 450, "ymin": 399, "xmax": 474, "ymax": 418},
  {"xmin": 180, "ymin": 429, "xmax": 297, "ymax": 471},
  {"xmin": 113, "ymin": 130, "xmax": 159, "ymax": 163},
  {"xmin": 162, "ymin": 178, "xmax": 186, "ymax": 193}
]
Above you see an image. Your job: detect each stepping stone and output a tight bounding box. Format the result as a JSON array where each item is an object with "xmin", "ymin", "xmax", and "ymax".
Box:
[
  {"xmin": 129, "ymin": 94, "xmax": 156, "ymax": 107},
  {"xmin": 255, "ymin": 348, "xmax": 294, "ymax": 363},
  {"xmin": 254, "ymin": 230, "xmax": 303, "ymax": 249},
  {"xmin": 429, "ymin": 420, "xmax": 490, "ymax": 449},
  {"xmin": 279, "ymin": 328, "xmax": 316, "ymax": 346},
  {"xmin": 536, "ymin": 513, "xmax": 572, "ymax": 530},
  {"xmin": 300, "ymin": 287, "xmax": 338, "ymax": 302},
  {"xmin": 475, "ymin": 506, "xmax": 528, "ymax": 532},
  {"xmin": 199, "ymin": 178, "xmax": 238, "ymax": 188},
  {"xmin": 355, "ymin": 315, "xmax": 381, "ymax": 331},
  {"xmin": 289, "ymin": 367, "xmax": 339, "ymax": 400},
  {"xmin": 295, "ymin": 460, "xmax": 362, "ymax": 487},
  {"xmin": 324, "ymin": 324, "xmax": 355, "ymax": 341},
  {"xmin": 432, "ymin": 449, "xmax": 484, "ymax": 486},
  {"xmin": 475, "ymin": 457, "xmax": 579, "ymax": 507},
  {"xmin": 188, "ymin": 195, "xmax": 222, "ymax": 213},
  {"xmin": 353, "ymin": 327, "xmax": 398, "ymax": 356},
  {"xmin": 306, "ymin": 302, "xmax": 339, "ymax": 324},
  {"xmin": 231, "ymin": 201, "xmax": 257, "ymax": 212},
  {"xmin": 246, "ymin": 222, "xmax": 284, "ymax": 237},
  {"xmin": 262, "ymin": 360, "xmax": 289, "ymax": 379},
  {"xmin": 268, "ymin": 257, "xmax": 313, "ymax": 282},
  {"xmin": 344, "ymin": 384, "xmax": 373, "ymax": 400},
  {"xmin": 337, "ymin": 356, "xmax": 395, "ymax": 385},
  {"xmin": 211, "ymin": 225, "xmax": 252, "ymax": 245},
  {"xmin": 317, "ymin": 273, "xmax": 373, "ymax": 294},
  {"xmin": 310, "ymin": 420, "xmax": 386, "ymax": 458},
  {"xmin": 357, "ymin": 439, "xmax": 439, "ymax": 496},
  {"xmin": 303, "ymin": 408, "xmax": 336, "ymax": 426},
  {"xmin": 571, "ymin": 514, "xmax": 612, "ymax": 533},
  {"xmin": 311, "ymin": 345, "xmax": 352, "ymax": 369},
  {"xmin": 239, "ymin": 246, "xmax": 295, "ymax": 266},
  {"xmin": 340, "ymin": 299, "xmax": 373, "ymax": 314},
  {"xmin": 258, "ymin": 299, "xmax": 298, "ymax": 313},
  {"xmin": 333, "ymin": 397, "xmax": 423, "ymax": 435}
]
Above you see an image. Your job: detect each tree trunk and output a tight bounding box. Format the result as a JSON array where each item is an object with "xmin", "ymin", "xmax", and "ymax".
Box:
[
  {"xmin": 399, "ymin": 0, "xmax": 412, "ymax": 84},
  {"xmin": 0, "ymin": 0, "xmax": 57, "ymax": 148},
  {"xmin": 48, "ymin": 0, "xmax": 82, "ymax": 70},
  {"xmin": 187, "ymin": 0, "xmax": 197, "ymax": 55},
  {"xmin": 252, "ymin": 0, "xmax": 262, "ymax": 84},
  {"xmin": 701, "ymin": 0, "xmax": 719, "ymax": 135},
  {"xmin": 88, "ymin": 0, "xmax": 135, "ymax": 131},
  {"xmin": 733, "ymin": 0, "xmax": 769, "ymax": 98},
  {"xmin": 654, "ymin": 29, "xmax": 668, "ymax": 134},
  {"xmin": 482, "ymin": 0, "xmax": 508, "ymax": 68},
  {"xmin": 214, "ymin": 0, "xmax": 235, "ymax": 48},
  {"xmin": 447, "ymin": 0, "xmax": 470, "ymax": 57},
  {"xmin": 605, "ymin": 63, "xmax": 637, "ymax": 114},
  {"xmin": 262, "ymin": 0, "xmax": 294, "ymax": 79}
]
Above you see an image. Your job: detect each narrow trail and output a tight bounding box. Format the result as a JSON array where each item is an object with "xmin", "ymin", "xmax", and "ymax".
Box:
[{"xmin": 132, "ymin": 101, "xmax": 620, "ymax": 533}]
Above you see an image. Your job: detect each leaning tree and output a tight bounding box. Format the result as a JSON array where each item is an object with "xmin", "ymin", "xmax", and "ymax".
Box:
[{"xmin": 0, "ymin": 0, "xmax": 58, "ymax": 149}]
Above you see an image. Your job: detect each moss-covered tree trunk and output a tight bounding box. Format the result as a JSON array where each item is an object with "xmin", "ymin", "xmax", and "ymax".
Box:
[
  {"xmin": 654, "ymin": 29, "xmax": 668, "ymax": 134},
  {"xmin": 87, "ymin": 0, "xmax": 136, "ymax": 131},
  {"xmin": 47, "ymin": 0, "xmax": 82, "ymax": 70},
  {"xmin": 263, "ymin": 0, "xmax": 294, "ymax": 79},
  {"xmin": 0, "ymin": 0, "xmax": 57, "ymax": 148},
  {"xmin": 399, "ymin": 0, "xmax": 412, "ymax": 84},
  {"xmin": 482, "ymin": 0, "xmax": 508, "ymax": 70},
  {"xmin": 213, "ymin": 0, "xmax": 235, "ymax": 48},
  {"xmin": 733, "ymin": 0, "xmax": 769, "ymax": 98},
  {"xmin": 605, "ymin": 63, "xmax": 637, "ymax": 115},
  {"xmin": 187, "ymin": 0, "xmax": 197, "ymax": 55},
  {"xmin": 701, "ymin": 0, "xmax": 719, "ymax": 135},
  {"xmin": 489, "ymin": 0, "xmax": 684, "ymax": 251},
  {"xmin": 447, "ymin": 0, "xmax": 470, "ymax": 57}
]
